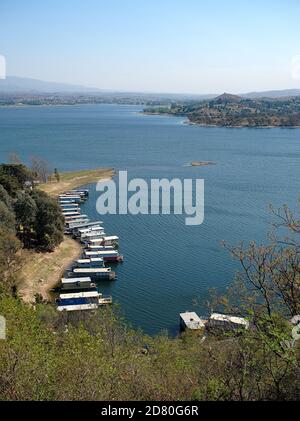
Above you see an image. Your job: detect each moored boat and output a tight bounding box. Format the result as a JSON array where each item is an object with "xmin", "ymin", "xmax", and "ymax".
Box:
[
  {"xmin": 70, "ymin": 267, "xmax": 116, "ymax": 281},
  {"xmin": 60, "ymin": 203, "xmax": 80, "ymax": 209},
  {"xmin": 99, "ymin": 296, "xmax": 113, "ymax": 306},
  {"xmin": 65, "ymin": 214, "xmax": 88, "ymax": 222},
  {"xmin": 74, "ymin": 257, "xmax": 105, "ymax": 268},
  {"xmin": 84, "ymin": 249, "xmax": 123, "ymax": 263},
  {"xmin": 61, "ymin": 277, "xmax": 94, "ymax": 290},
  {"xmin": 57, "ymin": 302, "xmax": 99, "ymax": 312},
  {"xmin": 87, "ymin": 236, "xmax": 119, "ymax": 247},
  {"xmin": 70, "ymin": 221, "xmax": 103, "ymax": 234},
  {"xmin": 62, "ymin": 210, "xmax": 81, "ymax": 217}
]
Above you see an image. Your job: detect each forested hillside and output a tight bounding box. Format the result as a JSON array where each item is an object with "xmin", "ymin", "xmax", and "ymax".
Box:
[{"xmin": 144, "ymin": 94, "xmax": 300, "ymax": 127}]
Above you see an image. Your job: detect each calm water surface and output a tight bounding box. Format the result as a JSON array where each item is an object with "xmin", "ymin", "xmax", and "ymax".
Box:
[{"xmin": 0, "ymin": 104, "xmax": 299, "ymax": 334}]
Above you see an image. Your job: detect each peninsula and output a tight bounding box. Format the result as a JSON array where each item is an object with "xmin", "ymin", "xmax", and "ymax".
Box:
[{"xmin": 144, "ymin": 93, "xmax": 300, "ymax": 128}]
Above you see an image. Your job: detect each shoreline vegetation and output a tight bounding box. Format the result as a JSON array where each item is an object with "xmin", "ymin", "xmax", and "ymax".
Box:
[
  {"xmin": 39, "ymin": 167, "xmax": 115, "ymax": 197},
  {"xmin": 19, "ymin": 236, "xmax": 82, "ymax": 303},
  {"xmin": 143, "ymin": 92, "xmax": 300, "ymax": 128},
  {"xmin": 19, "ymin": 167, "xmax": 115, "ymax": 302}
]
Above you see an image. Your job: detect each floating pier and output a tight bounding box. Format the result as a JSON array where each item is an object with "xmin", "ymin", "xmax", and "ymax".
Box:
[
  {"xmin": 180, "ymin": 312, "xmax": 207, "ymax": 331},
  {"xmin": 179, "ymin": 311, "xmax": 249, "ymax": 334},
  {"xmin": 207, "ymin": 313, "xmax": 249, "ymax": 331}
]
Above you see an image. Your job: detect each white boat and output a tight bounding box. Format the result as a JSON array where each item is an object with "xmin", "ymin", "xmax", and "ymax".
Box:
[
  {"xmin": 71, "ymin": 267, "xmax": 116, "ymax": 281},
  {"xmin": 67, "ymin": 219, "xmax": 90, "ymax": 228},
  {"xmin": 62, "ymin": 211, "xmax": 81, "ymax": 217},
  {"xmin": 87, "ymin": 236, "xmax": 119, "ymax": 247},
  {"xmin": 86, "ymin": 245, "xmax": 114, "ymax": 251},
  {"xmin": 78, "ymin": 226, "xmax": 104, "ymax": 236},
  {"xmin": 75, "ymin": 257, "xmax": 105, "ymax": 268},
  {"xmin": 65, "ymin": 190, "xmax": 88, "ymax": 198},
  {"xmin": 59, "ymin": 291, "xmax": 101, "ymax": 300},
  {"xmin": 84, "ymin": 249, "xmax": 123, "ymax": 263},
  {"xmin": 80, "ymin": 232, "xmax": 106, "ymax": 241},
  {"xmin": 70, "ymin": 221, "xmax": 103, "ymax": 232},
  {"xmin": 60, "ymin": 203, "xmax": 79, "ymax": 209},
  {"xmin": 65, "ymin": 214, "xmax": 88, "ymax": 221},
  {"xmin": 57, "ymin": 303, "xmax": 98, "ymax": 312},
  {"xmin": 99, "ymin": 296, "xmax": 113, "ymax": 306},
  {"xmin": 59, "ymin": 194, "xmax": 81, "ymax": 199},
  {"xmin": 61, "ymin": 207, "xmax": 80, "ymax": 213},
  {"xmin": 59, "ymin": 195, "xmax": 81, "ymax": 203},
  {"xmin": 59, "ymin": 199, "xmax": 77, "ymax": 204},
  {"xmin": 61, "ymin": 277, "xmax": 92, "ymax": 288}
]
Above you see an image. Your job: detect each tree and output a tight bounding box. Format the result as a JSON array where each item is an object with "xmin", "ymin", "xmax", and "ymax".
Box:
[
  {"xmin": 0, "ymin": 228, "xmax": 22, "ymax": 296},
  {"xmin": 54, "ymin": 168, "xmax": 60, "ymax": 183},
  {"xmin": 0, "ymin": 172, "xmax": 20, "ymax": 197},
  {"xmin": 0, "ymin": 201, "xmax": 15, "ymax": 233},
  {"xmin": 29, "ymin": 157, "xmax": 50, "ymax": 183},
  {"xmin": 221, "ymin": 202, "xmax": 300, "ymax": 320},
  {"xmin": 202, "ymin": 200, "xmax": 300, "ymax": 400},
  {"xmin": 31, "ymin": 190, "xmax": 64, "ymax": 251},
  {"xmin": 0, "ymin": 185, "xmax": 13, "ymax": 210},
  {"xmin": 0, "ymin": 164, "xmax": 34, "ymax": 196},
  {"xmin": 14, "ymin": 192, "xmax": 37, "ymax": 247}
]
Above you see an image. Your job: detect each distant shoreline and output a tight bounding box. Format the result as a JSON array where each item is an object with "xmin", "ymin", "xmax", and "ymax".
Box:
[
  {"xmin": 184, "ymin": 120, "xmax": 300, "ymax": 129},
  {"xmin": 0, "ymin": 103, "xmax": 128, "ymax": 109},
  {"xmin": 143, "ymin": 111, "xmax": 300, "ymax": 128}
]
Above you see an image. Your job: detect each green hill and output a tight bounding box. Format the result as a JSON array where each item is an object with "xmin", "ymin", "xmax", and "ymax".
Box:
[{"xmin": 144, "ymin": 94, "xmax": 300, "ymax": 127}]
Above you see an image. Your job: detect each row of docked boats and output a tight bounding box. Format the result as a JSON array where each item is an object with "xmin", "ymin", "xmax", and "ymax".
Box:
[
  {"xmin": 57, "ymin": 278, "xmax": 113, "ymax": 312},
  {"xmin": 56, "ymin": 189, "xmax": 123, "ymax": 312}
]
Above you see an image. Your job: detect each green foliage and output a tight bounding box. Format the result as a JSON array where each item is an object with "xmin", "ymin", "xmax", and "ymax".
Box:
[
  {"xmin": 0, "ymin": 185, "xmax": 13, "ymax": 210},
  {"xmin": 0, "ymin": 229, "xmax": 22, "ymax": 295},
  {"xmin": 0, "ymin": 292, "xmax": 299, "ymax": 401},
  {"xmin": 31, "ymin": 190, "xmax": 64, "ymax": 251},
  {"xmin": 0, "ymin": 164, "xmax": 34, "ymax": 196},
  {"xmin": 145, "ymin": 95, "xmax": 300, "ymax": 127},
  {"xmin": 0, "ymin": 162, "xmax": 65, "ymax": 252},
  {"xmin": 14, "ymin": 192, "xmax": 37, "ymax": 247},
  {"xmin": 0, "ymin": 200, "xmax": 16, "ymax": 233}
]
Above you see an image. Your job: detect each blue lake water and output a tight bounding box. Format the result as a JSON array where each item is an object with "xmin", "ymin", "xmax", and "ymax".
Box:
[{"xmin": 0, "ymin": 104, "xmax": 299, "ymax": 335}]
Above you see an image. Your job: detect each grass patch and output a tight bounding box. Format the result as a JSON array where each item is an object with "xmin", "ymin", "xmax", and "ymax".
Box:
[
  {"xmin": 39, "ymin": 168, "xmax": 115, "ymax": 197},
  {"xmin": 19, "ymin": 236, "xmax": 82, "ymax": 303}
]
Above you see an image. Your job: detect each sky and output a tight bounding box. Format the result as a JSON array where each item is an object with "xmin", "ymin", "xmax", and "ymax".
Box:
[{"xmin": 1, "ymin": 0, "xmax": 300, "ymax": 94}]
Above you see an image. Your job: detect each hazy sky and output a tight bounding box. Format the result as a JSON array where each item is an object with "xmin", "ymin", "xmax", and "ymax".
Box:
[{"xmin": 1, "ymin": 0, "xmax": 300, "ymax": 93}]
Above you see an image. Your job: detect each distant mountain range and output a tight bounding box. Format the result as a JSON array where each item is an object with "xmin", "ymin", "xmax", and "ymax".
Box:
[
  {"xmin": 0, "ymin": 76, "xmax": 102, "ymax": 93},
  {"xmin": 1, "ymin": 76, "xmax": 300, "ymax": 99},
  {"xmin": 243, "ymin": 89, "xmax": 300, "ymax": 99}
]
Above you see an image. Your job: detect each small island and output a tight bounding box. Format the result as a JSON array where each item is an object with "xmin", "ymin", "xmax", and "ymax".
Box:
[
  {"xmin": 144, "ymin": 93, "xmax": 300, "ymax": 128},
  {"xmin": 189, "ymin": 161, "xmax": 216, "ymax": 167}
]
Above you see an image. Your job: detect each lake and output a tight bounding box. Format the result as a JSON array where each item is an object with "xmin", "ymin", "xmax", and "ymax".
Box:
[{"xmin": 0, "ymin": 104, "xmax": 299, "ymax": 335}]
